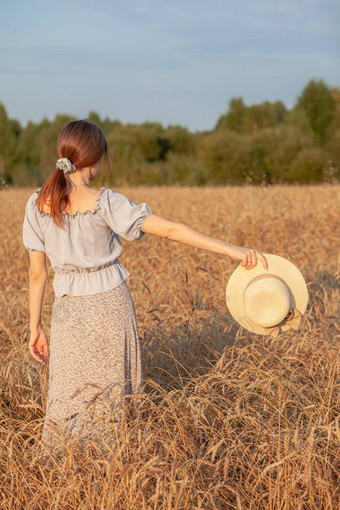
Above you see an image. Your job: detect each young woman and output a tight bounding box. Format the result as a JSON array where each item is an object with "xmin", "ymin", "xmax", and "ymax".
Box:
[{"xmin": 23, "ymin": 119, "xmax": 268, "ymax": 455}]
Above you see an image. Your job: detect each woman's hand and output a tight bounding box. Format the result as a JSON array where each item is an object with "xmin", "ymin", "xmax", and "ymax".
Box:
[
  {"xmin": 226, "ymin": 244, "xmax": 269, "ymax": 270},
  {"xmin": 29, "ymin": 325, "xmax": 49, "ymax": 365}
]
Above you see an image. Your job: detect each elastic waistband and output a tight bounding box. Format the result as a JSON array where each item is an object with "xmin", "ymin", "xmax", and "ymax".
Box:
[
  {"xmin": 54, "ymin": 259, "xmax": 118, "ymax": 275},
  {"xmin": 52, "ymin": 261, "xmax": 130, "ymax": 298}
]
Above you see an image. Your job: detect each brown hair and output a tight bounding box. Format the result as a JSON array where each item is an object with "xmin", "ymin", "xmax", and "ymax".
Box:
[{"xmin": 36, "ymin": 119, "xmax": 111, "ymax": 228}]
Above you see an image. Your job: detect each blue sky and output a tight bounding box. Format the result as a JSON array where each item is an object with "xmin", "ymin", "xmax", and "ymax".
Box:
[{"xmin": 1, "ymin": 0, "xmax": 339, "ymax": 132}]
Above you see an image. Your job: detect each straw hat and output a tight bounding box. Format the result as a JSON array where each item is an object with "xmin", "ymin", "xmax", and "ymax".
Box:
[{"xmin": 225, "ymin": 254, "xmax": 309, "ymax": 337}]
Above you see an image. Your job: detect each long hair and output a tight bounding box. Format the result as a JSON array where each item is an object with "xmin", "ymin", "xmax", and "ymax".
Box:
[{"xmin": 36, "ymin": 120, "xmax": 111, "ymax": 228}]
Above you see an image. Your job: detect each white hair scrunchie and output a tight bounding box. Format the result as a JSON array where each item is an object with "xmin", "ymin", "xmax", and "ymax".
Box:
[{"xmin": 56, "ymin": 158, "xmax": 77, "ymax": 174}]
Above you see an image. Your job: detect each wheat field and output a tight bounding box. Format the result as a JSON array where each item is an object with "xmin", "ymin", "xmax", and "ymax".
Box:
[{"xmin": 0, "ymin": 184, "xmax": 339, "ymax": 510}]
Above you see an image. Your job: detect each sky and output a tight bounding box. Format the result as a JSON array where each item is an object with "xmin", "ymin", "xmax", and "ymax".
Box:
[{"xmin": 1, "ymin": 0, "xmax": 339, "ymax": 132}]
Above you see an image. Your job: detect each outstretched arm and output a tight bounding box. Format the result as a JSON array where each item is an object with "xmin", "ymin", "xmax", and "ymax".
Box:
[{"xmin": 141, "ymin": 214, "xmax": 268, "ymax": 270}]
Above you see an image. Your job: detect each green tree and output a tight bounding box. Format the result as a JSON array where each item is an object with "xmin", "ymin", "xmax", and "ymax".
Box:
[
  {"xmin": 215, "ymin": 97, "xmax": 246, "ymax": 132},
  {"xmin": 246, "ymin": 101, "xmax": 286, "ymax": 131},
  {"xmin": 323, "ymin": 87, "xmax": 340, "ymax": 169},
  {"xmin": 17, "ymin": 118, "xmax": 50, "ymax": 169},
  {"xmin": 296, "ymin": 79, "xmax": 335, "ymax": 144},
  {"xmin": 196, "ymin": 130, "xmax": 251, "ymax": 184},
  {"xmin": 215, "ymin": 98, "xmax": 286, "ymax": 134},
  {"xmin": 0, "ymin": 103, "xmax": 18, "ymax": 181},
  {"xmin": 164, "ymin": 126, "xmax": 194, "ymax": 154}
]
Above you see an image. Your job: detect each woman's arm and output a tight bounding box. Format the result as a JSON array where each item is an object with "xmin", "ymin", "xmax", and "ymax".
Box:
[
  {"xmin": 28, "ymin": 252, "xmax": 48, "ymax": 328},
  {"xmin": 27, "ymin": 251, "xmax": 49, "ymax": 364},
  {"xmin": 141, "ymin": 214, "xmax": 268, "ymax": 270},
  {"xmin": 29, "ymin": 272, "xmax": 48, "ymax": 330}
]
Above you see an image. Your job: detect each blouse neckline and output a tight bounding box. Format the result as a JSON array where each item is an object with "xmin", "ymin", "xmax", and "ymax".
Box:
[{"xmin": 34, "ymin": 186, "xmax": 106, "ymax": 219}]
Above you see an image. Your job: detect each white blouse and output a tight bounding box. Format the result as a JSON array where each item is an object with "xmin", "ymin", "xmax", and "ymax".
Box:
[{"xmin": 22, "ymin": 187, "xmax": 153, "ymax": 297}]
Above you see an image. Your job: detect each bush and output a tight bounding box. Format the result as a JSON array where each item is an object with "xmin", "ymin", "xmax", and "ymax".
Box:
[
  {"xmin": 248, "ymin": 125, "xmax": 315, "ymax": 183},
  {"xmin": 287, "ymin": 148, "xmax": 328, "ymax": 183},
  {"xmin": 196, "ymin": 131, "xmax": 251, "ymax": 184},
  {"xmin": 196, "ymin": 125, "xmax": 317, "ymax": 185},
  {"xmin": 324, "ymin": 129, "xmax": 340, "ymax": 168},
  {"xmin": 129, "ymin": 127, "xmax": 170, "ymax": 162},
  {"xmin": 10, "ymin": 164, "xmax": 42, "ymax": 187},
  {"xmin": 164, "ymin": 126, "xmax": 194, "ymax": 154},
  {"xmin": 164, "ymin": 151, "xmax": 210, "ymax": 185}
]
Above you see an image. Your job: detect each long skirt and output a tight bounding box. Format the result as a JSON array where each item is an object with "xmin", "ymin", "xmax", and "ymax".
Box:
[{"xmin": 39, "ymin": 280, "xmax": 143, "ymax": 457}]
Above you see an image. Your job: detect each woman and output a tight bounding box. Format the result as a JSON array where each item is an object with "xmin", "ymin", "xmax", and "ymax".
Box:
[{"xmin": 23, "ymin": 119, "xmax": 268, "ymax": 456}]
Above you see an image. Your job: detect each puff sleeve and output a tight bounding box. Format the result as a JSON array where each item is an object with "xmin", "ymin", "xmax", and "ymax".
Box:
[
  {"xmin": 22, "ymin": 194, "xmax": 46, "ymax": 252},
  {"xmin": 101, "ymin": 189, "xmax": 152, "ymax": 241}
]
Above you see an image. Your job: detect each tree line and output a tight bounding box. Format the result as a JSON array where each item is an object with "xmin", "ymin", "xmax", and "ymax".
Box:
[{"xmin": 0, "ymin": 79, "xmax": 339, "ymax": 187}]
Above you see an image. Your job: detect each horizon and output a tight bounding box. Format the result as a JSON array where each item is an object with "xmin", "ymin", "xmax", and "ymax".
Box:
[{"xmin": 5, "ymin": 77, "xmax": 339, "ymax": 134}]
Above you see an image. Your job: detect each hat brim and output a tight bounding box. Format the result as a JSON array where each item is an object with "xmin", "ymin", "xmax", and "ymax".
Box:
[{"xmin": 225, "ymin": 254, "xmax": 309, "ymax": 335}]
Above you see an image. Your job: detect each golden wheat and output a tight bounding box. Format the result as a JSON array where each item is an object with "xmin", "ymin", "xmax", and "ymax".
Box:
[{"xmin": 0, "ymin": 184, "xmax": 339, "ymax": 509}]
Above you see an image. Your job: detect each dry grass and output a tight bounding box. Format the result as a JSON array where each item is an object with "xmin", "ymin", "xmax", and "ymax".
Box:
[{"xmin": 0, "ymin": 184, "xmax": 339, "ymax": 509}]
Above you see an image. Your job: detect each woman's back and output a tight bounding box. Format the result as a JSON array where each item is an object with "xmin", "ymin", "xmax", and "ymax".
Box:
[{"xmin": 23, "ymin": 186, "xmax": 153, "ymax": 297}]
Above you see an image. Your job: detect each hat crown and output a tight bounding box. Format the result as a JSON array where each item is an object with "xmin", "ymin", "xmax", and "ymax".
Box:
[{"xmin": 243, "ymin": 275, "xmax": 291, "ymax": 328}]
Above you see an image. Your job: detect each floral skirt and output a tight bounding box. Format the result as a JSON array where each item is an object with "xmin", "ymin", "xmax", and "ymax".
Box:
[{"xmin": 38, "ymin": 280, "xmax": 143, "ymax": 457}]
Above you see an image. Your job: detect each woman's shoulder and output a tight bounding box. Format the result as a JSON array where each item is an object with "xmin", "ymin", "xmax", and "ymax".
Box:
[
  {"xmin": 25, "ymin": 188, "xmax": 41, "ymax": 209},
  {"xmin": 99, "ymin": 187, "xmax": 129, "ymax": 204}
]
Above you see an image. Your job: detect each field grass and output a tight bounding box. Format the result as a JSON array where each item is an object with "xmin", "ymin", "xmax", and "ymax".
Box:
[{"xmin": 0, "ymin": 184, "xmax": 339, "ymax": 509}]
